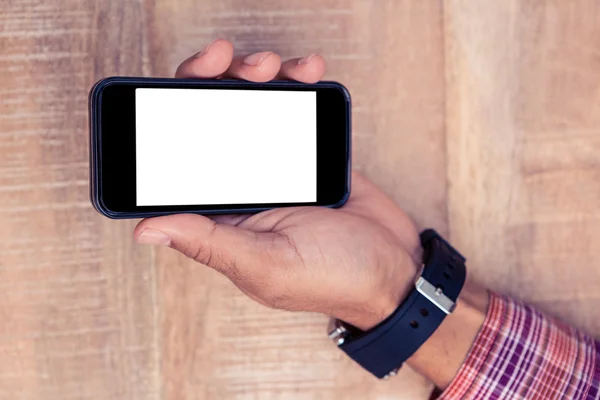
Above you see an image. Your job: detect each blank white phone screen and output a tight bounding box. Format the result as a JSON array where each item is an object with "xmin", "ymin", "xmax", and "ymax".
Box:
[{"xmin": 135, "ymin": 88, "xmax": 317, "ymax": 206}]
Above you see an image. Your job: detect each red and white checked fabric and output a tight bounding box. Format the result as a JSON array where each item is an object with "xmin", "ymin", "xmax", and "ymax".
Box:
[{"xmin": 436, "ymin": 292, "xmax": 600, "ymax": 399}]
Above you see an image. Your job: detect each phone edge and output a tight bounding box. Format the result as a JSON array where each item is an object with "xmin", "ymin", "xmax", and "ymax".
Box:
[{"xmin": 88, "ymin": 77, "xmax": 352, "ymax": 219}]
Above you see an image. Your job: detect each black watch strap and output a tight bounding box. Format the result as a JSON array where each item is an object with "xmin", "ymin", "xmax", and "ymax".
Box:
[{"xmin": 330, "ymin": 229, "xmax": 467, "ymax": 379}]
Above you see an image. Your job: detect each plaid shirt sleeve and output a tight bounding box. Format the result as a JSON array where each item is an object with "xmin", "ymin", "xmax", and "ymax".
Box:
[{"xmin": 435, "ymin": 292, "xmax": 600, "ymax": 400}]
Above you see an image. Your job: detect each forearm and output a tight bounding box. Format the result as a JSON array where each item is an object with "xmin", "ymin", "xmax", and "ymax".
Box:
[
  {"xmin": 406, "ymin": 281, "xmax": 488, "ymax": 390},
  {"xmin": 405, "ymin": 280, "xmax": 600, "ymax": 399}
]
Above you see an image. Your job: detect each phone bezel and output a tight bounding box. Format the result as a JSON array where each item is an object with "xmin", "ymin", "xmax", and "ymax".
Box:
[{"xmin": 89, "ymin": 77, "xmax": 351, "ymax": 219}]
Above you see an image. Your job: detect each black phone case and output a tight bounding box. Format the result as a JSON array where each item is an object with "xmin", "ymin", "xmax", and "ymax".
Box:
[{"xmin": 89, "ymin": 77, "xmax": 351, "ymax": 219}]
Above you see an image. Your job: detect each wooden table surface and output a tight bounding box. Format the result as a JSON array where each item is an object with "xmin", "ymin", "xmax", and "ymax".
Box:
[{"xmin": 1, "ymin": 0, "xmax": 599, "ymax": 399}]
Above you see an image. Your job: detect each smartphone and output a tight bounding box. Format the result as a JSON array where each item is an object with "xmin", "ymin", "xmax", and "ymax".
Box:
[{"xmin": 89, "ymin": 77, "xmax": 351, "ymax": 219}]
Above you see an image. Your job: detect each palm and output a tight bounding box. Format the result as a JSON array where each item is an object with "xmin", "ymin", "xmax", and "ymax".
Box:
[
  {"xmin": 135, "ymin": 41, "xmax": 424, "ymax": 329},
  {"xmin": 205, "ymin": 173, "xmax": 422, "ymax": 325},
  {"xmin": 219, "ymin": 173, "xmax": 421, "ymax": 262}
]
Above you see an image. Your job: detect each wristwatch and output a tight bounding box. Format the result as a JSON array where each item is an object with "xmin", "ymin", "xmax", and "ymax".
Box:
[{"xmin": 327, "ymin": 229, "xmax": 467, "ymax": 379}]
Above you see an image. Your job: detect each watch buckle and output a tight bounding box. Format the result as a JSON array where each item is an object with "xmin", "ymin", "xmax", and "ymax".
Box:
[{"xmin": 415, "ymin": 277, "xmax": 455, "ymax": 314}]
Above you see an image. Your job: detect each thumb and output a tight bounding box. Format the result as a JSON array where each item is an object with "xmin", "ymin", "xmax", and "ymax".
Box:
[{"xmin": 134, "ymin": 214, "xmax": 272, "ymax": 275}]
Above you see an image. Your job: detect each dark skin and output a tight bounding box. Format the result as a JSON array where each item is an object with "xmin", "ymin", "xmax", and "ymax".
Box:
[{"xmin": 135, "ymin": 39, "xmax": 488, "ymax": 390}]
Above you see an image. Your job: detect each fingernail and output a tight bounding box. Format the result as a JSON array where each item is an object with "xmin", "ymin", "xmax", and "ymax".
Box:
[
  {"xmin": 195, "ymin": 39, "xmax": 218, "ymax": 58},
  {"xmin": 298, "ymin": 54, "xmax": 316, "ymax": 65},
  {"xmin": 243, "ymin": 51, "xmax": 272, "ymax": 66},
  {"xmin": 137, "ymin": 229, "xmax": 171, "ymax": 246}
]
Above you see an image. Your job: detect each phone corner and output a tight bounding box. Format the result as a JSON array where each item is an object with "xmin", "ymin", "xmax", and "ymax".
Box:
[
  {"xmin": 90, "ymin": 194, "xmax": 122, "ymax": 220},
  {"xmin": 323, "ymin": 81, "xmax": 352, "ymax": 104},
  {"xmin": 89, "ymin": 77, "xmax": 115, "ymax": 97},
  {"xmin": 331, "ymin": 185, "xmax": 351, "ymax": 209}
]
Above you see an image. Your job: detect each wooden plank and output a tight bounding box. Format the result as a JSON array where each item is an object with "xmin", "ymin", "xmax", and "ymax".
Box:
[
  {"xmin": 444, "ymin": 0, "xmax": 600, "ymax": 335},
  {"xmin": 5, "ymin": 0, "xmax": 600, "ymax": 398},
  {"xmin": 0, "ymin": 1, "xmax": 159, "ymax": 399},
  {"xmin": 150, "ymin": 0, "xmax": 446, "ymax": 398}
]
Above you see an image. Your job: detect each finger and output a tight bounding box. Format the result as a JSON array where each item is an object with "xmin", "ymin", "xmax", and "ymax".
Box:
[
  {"xmin": 207, "ymin": 214, "xmax": 252, "ymax": 226},
  {"xmin": 175, "ymin": 39, "xmax": 234, "ymax": 78},
  {"xmin": 221, "ymin": 51, "xmax": 282, "ymax": 82},
  {"xmin": 275, "ymin": 54, "xmax": 326, "ymax": 83},
  {"xmin": 134, "ymin": 214, "xmax": 277, "ymax": 277}
]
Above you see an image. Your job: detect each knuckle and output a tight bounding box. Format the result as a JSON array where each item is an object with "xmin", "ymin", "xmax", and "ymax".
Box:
[
  {"xmin": 179, "ymin": 221, "xmax": 220, "ymax": 267},
  {"xmin": 180, "ymin": 241, "xmax": 213, "ymax": 266},
  {"xmin": 181, "ymin": 241, "xmax": 238, "ymax": 279},
  {"xmin": 195, "ymin": 248, "xmax": 214, "ymax": 267}
]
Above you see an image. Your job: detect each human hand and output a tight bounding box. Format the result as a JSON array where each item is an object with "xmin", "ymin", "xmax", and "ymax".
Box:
[{"xmin": 134, "ymin": 39, "xmax": 422, "ymax": 330}]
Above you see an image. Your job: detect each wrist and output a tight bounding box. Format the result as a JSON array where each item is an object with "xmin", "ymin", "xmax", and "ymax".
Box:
[
  {"xmin": 405, "ymin": 281, "xmax": 489, "ymax": 389},
  {"xmin": 328, "ymin": 229, "xmax": 469, "ymax": 379},
  {"xmin": 342, "ymin": 250, "xmax": 421, "ymax": 331}
]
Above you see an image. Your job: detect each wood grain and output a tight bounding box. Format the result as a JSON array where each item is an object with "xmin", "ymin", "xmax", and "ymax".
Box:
[
  {"xmin": 444, "ymin": 0, "xmax": 600, "ymax": 335},
  {"xmin": 150, "ymin": 1, "xmax": 444, "ymax": 399},
  {"xmin": 3, "ymin": 0, "xmax": 600, "ymax": 399},
  {"xmin": 0, "ymin": 1, "xmax": 158, "ymax": 399}
]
